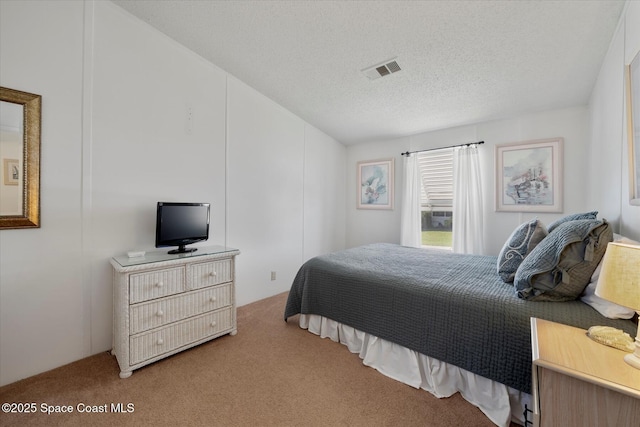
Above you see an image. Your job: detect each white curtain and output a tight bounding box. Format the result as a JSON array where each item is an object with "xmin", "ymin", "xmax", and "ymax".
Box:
[
  {"xmin": 452, "ymin": 145, "xmax": 484, "ymax": 254},
  {"xmin": 401, "ymin": 154, "xmax": 421, "ymax": 247}
]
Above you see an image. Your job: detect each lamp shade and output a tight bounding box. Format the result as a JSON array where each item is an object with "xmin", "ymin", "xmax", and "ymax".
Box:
[{"xmin": 595, "ymin": 242, "xmax": 640, "ymax": 311}]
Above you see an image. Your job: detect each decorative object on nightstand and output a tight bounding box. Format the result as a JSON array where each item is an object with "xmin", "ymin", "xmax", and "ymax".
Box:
[
  {"xmin": 586, "ymin": 325, "xmax": 634, "ymax": 352},
  {"xmin": 595, "ymin": 242, "xmax": 640, "ymax": 369}
]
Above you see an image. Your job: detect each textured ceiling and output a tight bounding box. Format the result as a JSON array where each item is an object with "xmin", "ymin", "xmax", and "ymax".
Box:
[{"xmin": 111, "ymin": 0, "xmax": 625, "ymax": 145}]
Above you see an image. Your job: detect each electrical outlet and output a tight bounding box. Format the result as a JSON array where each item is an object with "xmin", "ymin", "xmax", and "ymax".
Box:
[{"xmin": 270, "ymin": 271, "xmax": 276, "ymax": 281}]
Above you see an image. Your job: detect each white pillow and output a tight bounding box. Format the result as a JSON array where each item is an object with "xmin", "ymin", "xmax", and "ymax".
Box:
[
  {"xmin": 579, "ymin": 234, "xmax": 639, "ymax": 319},
  {"xmin": 580, "ymin": 282, "xmax": 635, "ymax": 319}
]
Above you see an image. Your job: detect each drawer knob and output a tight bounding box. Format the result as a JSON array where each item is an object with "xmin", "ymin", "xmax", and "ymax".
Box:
[
  {"xmin": 157, "ymin": 338, "xmax": 164, "ymax": 345},
  {"xmin": 156, "ymin": 282, "xmax": 164, "ymax": 288},
  {"xmin": 156, "ymin": 310, "xmax": 164, "ymax": 317},
  {"xmin": 210, "ymin": 321, "xmax": 217, "ymax": 327},
  {"xmin": 210, "ymin": 296, "xmax": 217, "ymax": 302},
  {"xmin": 209, "ymin": 272, "xmax": 217, "ymax": 277}
]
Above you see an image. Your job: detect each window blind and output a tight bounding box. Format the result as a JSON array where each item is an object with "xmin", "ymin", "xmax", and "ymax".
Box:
[{"xmin": 418, "ymin": 148, "xmax": 453, "ymax": 208}]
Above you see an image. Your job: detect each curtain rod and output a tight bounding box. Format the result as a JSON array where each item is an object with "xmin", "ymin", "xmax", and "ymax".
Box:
[{"xmin": 400, "ymin": 140, "xmax": 484, "ymax": 156}]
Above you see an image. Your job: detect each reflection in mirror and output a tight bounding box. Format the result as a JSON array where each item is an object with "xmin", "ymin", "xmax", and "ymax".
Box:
[
  {"xmin": 0, "ymin": 87, "xmax": 41, "ymax": 229},
  {"xmin": 1, "ymin": 101, "xmax": 24, "ymax": 215}
]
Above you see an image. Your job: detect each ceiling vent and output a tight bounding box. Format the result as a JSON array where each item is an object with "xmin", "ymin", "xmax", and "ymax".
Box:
[{"xmin": 362, "ymin": 58, "xmax": 402, "ymax": 80}]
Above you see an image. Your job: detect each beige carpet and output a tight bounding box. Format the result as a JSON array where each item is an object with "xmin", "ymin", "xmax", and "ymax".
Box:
[{"xmin": 0, "ymin": 292, "xmax": 515, "ymax": 426}]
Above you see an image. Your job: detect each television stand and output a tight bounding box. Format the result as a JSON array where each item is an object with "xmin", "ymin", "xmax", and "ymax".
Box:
[
  {"xmin": 111, "ymin": 246, "xmax": 240, "ymax": 378},
  {"xmin": 168, "ymin": 245, "xmax": 197, "ymax": 254}
]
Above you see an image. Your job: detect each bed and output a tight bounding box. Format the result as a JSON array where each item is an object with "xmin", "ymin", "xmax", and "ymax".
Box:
[{"xmin": 283, "ymin": 241, "xmax": 637, "ymax": 426}]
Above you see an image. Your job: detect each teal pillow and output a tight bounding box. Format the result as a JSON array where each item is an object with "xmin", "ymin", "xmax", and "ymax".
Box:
[
  {"xmin": 547, "ymin": 211, "xmax": 598, "ymax": 233},
  {"xmin": 497, "ymin": 219, "xmax": 547, "ymax": 282},
  {"xmin": 514, "ymin": 219, "xmax": 612, "ymax": 301}
]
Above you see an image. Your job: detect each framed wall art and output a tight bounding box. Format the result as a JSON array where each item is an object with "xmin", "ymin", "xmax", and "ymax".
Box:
[
  {"xmin": 495, "ymin": 138, "xmax": 563, "ymax": 212},
  {"xmin": 3, "ymin": 158, "xmax": 19, "ymax": 185},
  {"xmin": 357, "ymin": 158, "xmax": 394, "ymax": 209},
  {"xmin": 627, "ymin": 50, "xmax": 640, "ymax": 205}
]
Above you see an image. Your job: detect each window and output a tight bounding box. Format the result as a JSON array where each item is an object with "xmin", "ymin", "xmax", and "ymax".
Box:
[{"xmin": 418, "ymin": 148, "xmax": 453, "ymax": 249}]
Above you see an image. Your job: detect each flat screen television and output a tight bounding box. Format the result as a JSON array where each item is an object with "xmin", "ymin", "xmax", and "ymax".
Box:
[{"xmin": 155, "ymin": 202, "xmax": 210, "ymax": 254}]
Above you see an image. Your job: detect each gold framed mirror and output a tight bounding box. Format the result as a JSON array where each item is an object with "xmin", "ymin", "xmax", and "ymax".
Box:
[
  {"xmin": 0, "ymin": 87, "xmax": 41, "ymax": 229},
  {"xmin": 628, "ymin": 51, "xmax": 640, "ymax": 206}
]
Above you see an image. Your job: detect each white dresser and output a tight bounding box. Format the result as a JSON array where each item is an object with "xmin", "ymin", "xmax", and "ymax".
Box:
[{"xmin": 111, "ymin": 246, "xmax": 240, "ymax": 378}]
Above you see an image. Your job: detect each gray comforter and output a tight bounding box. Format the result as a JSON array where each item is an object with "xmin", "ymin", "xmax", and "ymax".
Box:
[{"xmin": 284, "ymin": 243, "xmax": 637, "ymax": 393}]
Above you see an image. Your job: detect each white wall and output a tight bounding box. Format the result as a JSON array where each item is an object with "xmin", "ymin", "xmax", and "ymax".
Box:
[
  {"xmin": 0, "ymin": 0, "xmax": 345, "ymax": 386},
  {"xmin": 589, "ymin": 1, "xmax": 640, "ymax": 241},
  {"xmin": 620, "ymin": 1, "xmax": 640, "ymax": 239},
  {"xmin": 226, "ymin": 77, "xmax": 346, "ymax": 305},
  {"xmin": 303, "ymin": 125, "xmax": 347, "ymax": 260},
  {"xmin": 0, "ymin": 0, "xmax": 86, "ymax": 387},
  {"xmin": 227, "ymin": 76, "xmax": 305, "ymax": 305},
  {"xmin": 346, "ymin": 106, "xmax": 591, "ymax": 255},
  {"xmin": 87, "ymin": 2, "xmax": 229, "ymax": 351}
]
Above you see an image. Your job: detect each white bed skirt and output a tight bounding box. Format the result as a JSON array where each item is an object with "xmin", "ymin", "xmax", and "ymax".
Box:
[{"xmin": 299, "ymin": 314, "xmax": 531, "ymax": 427}]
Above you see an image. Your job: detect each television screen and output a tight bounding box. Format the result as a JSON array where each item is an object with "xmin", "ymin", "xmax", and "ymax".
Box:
[{"xmin": 155, "ymin": 202, "xmax": 210, "ymax": 254}]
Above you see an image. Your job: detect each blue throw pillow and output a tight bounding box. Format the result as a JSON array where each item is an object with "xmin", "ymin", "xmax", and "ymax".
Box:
[
  {"xmin": 514, "ymin": 219, "xmax": 612, "ymax": 301},
  {"xmin": 497, "ymin": 219, "xmax": 547, "ymax": 283},
  {"xmin": 547, "ymin": 211, "xmax": 598, "ymax": 233}
]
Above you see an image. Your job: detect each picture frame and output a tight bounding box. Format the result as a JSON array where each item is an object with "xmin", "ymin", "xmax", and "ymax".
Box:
[
  {"xmin": 627, "ymin": 50, "xmax": 640, "ymax": 205},
  {"xmin": 0, "ymin": 86, "xmax": 41, "ymax": 229},
  {"xmin": 3, "ymin": 158, "xmax": 19, "ymax": 186},
  {"xmin": 495, "ymin": 138, "xmax": 563, "ymax": 212},
  {"xmin": 357, "ymin": 158, "xmax": 394, "ymax": 209}
]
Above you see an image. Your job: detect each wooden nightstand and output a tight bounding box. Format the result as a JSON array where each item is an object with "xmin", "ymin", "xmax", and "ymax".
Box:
[{"xmin": 530, "ymin": 318, "xmax": 640, "ymax": 427}]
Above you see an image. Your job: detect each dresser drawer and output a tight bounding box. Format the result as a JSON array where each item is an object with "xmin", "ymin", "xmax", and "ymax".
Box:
[
  {"xmin": 188, "ymin": 259, "xmax": 232, "ymax": 290},
  {"xmin": 129, "ymin": 307, "xmax": 233, "ymax": 365},
  {"xmin": 129, "ymin": 267, "xmax": 185, "ymax": 303},
  {"xmin": 129, "ymin": 283, "xmax": 233, "ymax": 334}
]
